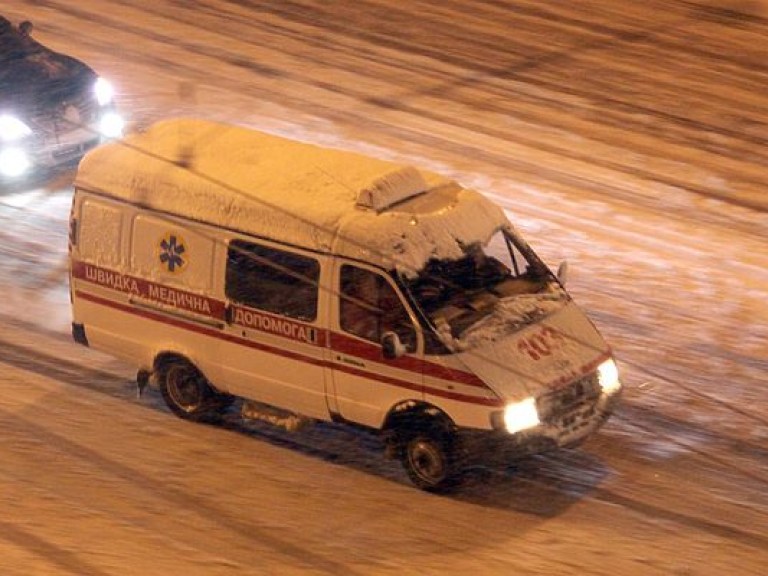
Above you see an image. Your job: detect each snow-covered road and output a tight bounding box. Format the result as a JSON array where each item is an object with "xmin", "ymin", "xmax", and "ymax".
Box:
[{"xmin": 1, "ymin": 1, "xmax": 766, "ymax": 574}]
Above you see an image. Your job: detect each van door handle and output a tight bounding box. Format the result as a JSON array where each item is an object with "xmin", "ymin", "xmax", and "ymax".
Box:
[{"xmin": 336, "ymin": 355, "xmax": 365, "ymax": 368}]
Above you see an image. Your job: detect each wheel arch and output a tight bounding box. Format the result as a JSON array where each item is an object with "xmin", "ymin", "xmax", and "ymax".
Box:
[
  {"xmin": 153, "ymin": 350, "xmax": 233, "ymax": 422},
  {"xmin": 153, "ymin": 349, "xmax": 191, "ymax": 370},
  {"xmin": 382, "ymin": 399, "xmax": 456, "ymax": 434},
  {"xmin": 152, "ymin": 349, "xmax": 224, "ymax": 391}
]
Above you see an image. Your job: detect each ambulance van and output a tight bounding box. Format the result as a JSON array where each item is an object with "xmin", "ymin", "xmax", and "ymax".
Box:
[{"xmin": 69, "ymin": 119, "xmax": 622, "ymax": 491}]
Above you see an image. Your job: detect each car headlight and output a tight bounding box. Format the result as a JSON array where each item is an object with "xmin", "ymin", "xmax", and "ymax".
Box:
[
  {"xmin": 503, "ymin": 397, "xmax": 540, "ymax": 434},
  {"xmin": 597, "ymin": 358, "xmax": 622, "ymax": 395},
  {"xmin": 99, "ymin": 111, "xmax": 124, "ymax": 138},
  {"xmin": 0, "ymin": 147, "xmax": 31, "ymax": 178},
  {"xmin": 0, "ymin": 115, "xmax": 32, "ymax": 142},
  {"xmin": 94, "ymin": 77, "xmax": 115, "ymax": 106}
]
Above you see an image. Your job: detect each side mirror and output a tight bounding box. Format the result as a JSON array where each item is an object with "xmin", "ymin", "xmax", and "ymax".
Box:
[
  {"xmin": 557, "ymin": 260, "xmax": 569, "ymax": 286},
  {"xmin": 381, "ymin": 331, "xmax": 406, "ymax": 360},
  {"xmin": 19, "ymin": 21, "xmax": 33, "ymax": 36}
]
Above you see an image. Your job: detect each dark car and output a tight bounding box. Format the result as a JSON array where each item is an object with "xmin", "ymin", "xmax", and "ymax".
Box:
[{"xmin": 0, "ymin": 16, "xmax": 124, "ymax": 179}]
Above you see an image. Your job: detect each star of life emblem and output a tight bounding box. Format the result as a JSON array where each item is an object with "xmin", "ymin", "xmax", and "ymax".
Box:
[{"xmin": 159, "ymin": 233, "xmax": 187, "ymax": 273}]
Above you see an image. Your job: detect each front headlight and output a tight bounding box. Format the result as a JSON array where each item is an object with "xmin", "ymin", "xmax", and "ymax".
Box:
[
  {"xmin": 0, "ymin": 147, "xmax": 31, "ymax": 178},
  {"xmin": 503, "ymin": 397, "xmax": 540, "ymax": 434},
  {"xmin": 98, "ymin": 111, "xmax": 124, "ymax": 138},
  {"xmin": 597, "ymin": 358, "xmax": 622, "ymax": 395},
  {"xmin": 94, "ymin": 77, "xmax": 115, "ymax": 106},
  {"xmin": 0, "ymin": 115, "xmax": 32, "ymax": 142}
]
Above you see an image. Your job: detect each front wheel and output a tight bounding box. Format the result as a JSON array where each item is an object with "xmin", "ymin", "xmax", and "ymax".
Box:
[
  {"xmin": 157, "ymin": 357, "xmax": 232, "ymax": 422},
  {"xmin": 400, "ymin": 429, "xmax": 459, "ymax": 492}
]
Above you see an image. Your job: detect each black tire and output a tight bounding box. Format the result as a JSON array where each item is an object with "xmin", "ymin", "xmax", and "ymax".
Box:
[
  {"xmin": 400, "ymin": 427, "xmax": 459, "ymax": 492},
  {"xmin": 156, "ymin": 357, "xmax": 232, "ymax": 422}
]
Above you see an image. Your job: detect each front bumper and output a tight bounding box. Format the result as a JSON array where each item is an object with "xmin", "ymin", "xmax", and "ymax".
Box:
[
  {"xmin": 34, "ymin": 129, "xmax": 102, "ymax": 167},
  {"xmin": 1, "ymin": 132, "xmax": 98, "ymax": 179},
  {"xmin": 456, "ymin": 387, "xmax": 622, "ymax": 466},
  {"xmin": 1, "ymin": 112, "xmax": 123, "ymax": 179}
]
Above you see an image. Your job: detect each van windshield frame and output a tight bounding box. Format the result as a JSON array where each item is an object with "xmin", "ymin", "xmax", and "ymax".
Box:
[{"xmin": 400, "ymin": 227, "xmax": 559, "ymax": 346}]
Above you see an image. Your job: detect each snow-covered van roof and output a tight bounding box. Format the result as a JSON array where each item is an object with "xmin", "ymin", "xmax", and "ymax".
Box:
[{"xmin": 75, "ymin": 118, "xmax": 508, "ymax": 275}]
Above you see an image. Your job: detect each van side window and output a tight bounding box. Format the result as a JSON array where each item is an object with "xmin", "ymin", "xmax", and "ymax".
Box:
[
  {"xmin": 339, "ymin": 265, "xmax": 416, "ymax": 352},
  {"xmin": 226, "ymin": 240, "xmax": 320, "ymax": 322}
]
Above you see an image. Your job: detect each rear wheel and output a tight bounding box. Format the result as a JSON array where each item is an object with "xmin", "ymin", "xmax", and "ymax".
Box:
[{"xmin": 156, "ymin": 357, "xmax": 232, "ymax": 422}]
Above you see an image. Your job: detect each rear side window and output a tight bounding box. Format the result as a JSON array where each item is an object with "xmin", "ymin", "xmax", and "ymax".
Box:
[{"xmin": 226, "ymin": 240, "xmax": 320, "ymax": 322}]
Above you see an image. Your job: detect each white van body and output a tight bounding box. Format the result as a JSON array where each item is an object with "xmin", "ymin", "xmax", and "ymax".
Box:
[{"xmin": 69, "ymin": 119, "xmax": 622, "ymax": 490}]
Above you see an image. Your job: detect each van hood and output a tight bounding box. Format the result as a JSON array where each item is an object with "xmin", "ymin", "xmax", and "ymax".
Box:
[{"xmin": 455, "ymin": 299, "xmax": 611, "ymax": 400}]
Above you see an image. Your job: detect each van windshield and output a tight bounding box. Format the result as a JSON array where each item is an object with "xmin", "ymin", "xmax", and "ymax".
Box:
[{"xmin": 403, "ymin": 228, "xmax": 564, "ymax": 343}]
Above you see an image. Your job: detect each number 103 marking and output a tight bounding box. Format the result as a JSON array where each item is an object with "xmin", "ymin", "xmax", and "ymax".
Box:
[{"xmin": 517, "ymin": 326, "xmax": 565, "ymax": 361}]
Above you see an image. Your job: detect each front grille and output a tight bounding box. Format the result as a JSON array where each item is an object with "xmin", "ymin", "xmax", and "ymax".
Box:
[
  {"xmin": 51, "ymin": 137, "xmax": 100, "ymax": 161},
  {"xmin": 537, "ymin": 372, "xmax": 601, "ymax": 424}
]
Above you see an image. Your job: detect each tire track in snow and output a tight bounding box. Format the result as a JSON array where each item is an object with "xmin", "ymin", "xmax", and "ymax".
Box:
[
  {"xmin": 0, "ymin": 518, "xmax": 114, "ymax": 576},
  {"xmin": 0, "ymin": 342, "xmax": 369, "ymax": 575}
]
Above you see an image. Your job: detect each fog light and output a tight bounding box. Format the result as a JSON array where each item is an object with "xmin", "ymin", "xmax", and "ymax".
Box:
[{"xmin": 0, "ymin": 147, "xmax": 31, "ymax": 178}]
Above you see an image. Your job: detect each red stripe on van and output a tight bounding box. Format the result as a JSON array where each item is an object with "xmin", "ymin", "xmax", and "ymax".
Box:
[
  {"xmin": 74, "ymin": 260, "xmax": 491, "ymax": 390},
  {"xmin": 72, "ymin": 261, "xmax": 226, "ymax": 320},
  {"xmin": 230, "ymin": 304, "xmax": 325, "ymax": 347},
  {"xmin": 328, "ymin": 331, "xmax": 490, "ymax": 389},
  {"xmin": 327, "ymin": 361, "xmax": 503, "ymax": 407},
  {"xmin": 329, "ymin": 331, "xmax": 420, "ymax": 370},
  {"xmin": 75, "ymin": 291, "xmax": 501, "ymax": 407},
  {"xmin": 77, "ymin": 290, "xmax": 328, "ymax": 367}
]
